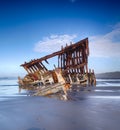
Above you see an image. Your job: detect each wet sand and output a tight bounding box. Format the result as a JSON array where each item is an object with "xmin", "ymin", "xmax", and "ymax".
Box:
[{"xmin": 0, "ymin": 86, "xmax": 120, "ymax": 130}]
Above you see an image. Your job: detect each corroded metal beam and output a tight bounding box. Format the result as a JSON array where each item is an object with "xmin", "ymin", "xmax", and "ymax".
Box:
[{"xmin": 21, "ymin": 38, "xmax": 88, "ymax": 68}]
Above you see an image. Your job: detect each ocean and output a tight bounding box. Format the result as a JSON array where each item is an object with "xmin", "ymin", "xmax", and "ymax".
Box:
[
  {"xmin": 0, "ymin": 78, "xmax": 27, "ymax": 101},
  {"xmin": 0, "ymin": 78, "xmax": 120, "ymax": 101}
]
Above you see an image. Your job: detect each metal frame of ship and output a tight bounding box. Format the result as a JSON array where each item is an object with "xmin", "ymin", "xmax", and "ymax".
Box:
[{"xmin": 18, "ymin": 38, "xmax": 96, "ymax": 99}]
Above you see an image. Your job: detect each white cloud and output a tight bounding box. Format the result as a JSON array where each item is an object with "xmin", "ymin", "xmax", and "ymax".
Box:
[
  {"xmin": 34, "ymin": 34, "xmax": 77, "ymax": 53},
  {"xmin": 89, "ymin": 23, "xmax": 120, "ymax": 58},
  {"xmin": 113, "ymin": 22, "xmax": 120, "ymax": 29}
]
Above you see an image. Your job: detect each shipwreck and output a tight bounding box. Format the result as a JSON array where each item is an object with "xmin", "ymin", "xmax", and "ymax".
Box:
[{"xmin": 18, "ymin": 38, "xmax": 96, "ymax": 100}]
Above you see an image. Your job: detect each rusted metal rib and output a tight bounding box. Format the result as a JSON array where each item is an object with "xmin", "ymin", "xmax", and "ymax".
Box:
[{"xmin": 21, "ymin": 38, "xmax": 88, "ymax": 68}]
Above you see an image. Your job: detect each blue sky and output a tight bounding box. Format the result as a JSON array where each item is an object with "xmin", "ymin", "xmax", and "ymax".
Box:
[{"xmin": 0, "ymin": 0, "xmax": 120, "ymax": 77}]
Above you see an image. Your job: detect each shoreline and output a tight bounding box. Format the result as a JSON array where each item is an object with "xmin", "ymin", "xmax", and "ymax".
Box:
[{"xmin": 0, "ymin": 86, "xmax": 120, "ymax": 130}]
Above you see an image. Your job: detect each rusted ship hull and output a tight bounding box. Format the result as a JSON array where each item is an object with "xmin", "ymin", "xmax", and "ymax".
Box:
[
  {"xmin": 33, "ymin": 83, "xmax": 64, "ymax": 96},
  {"xmin": 18, "ymin": 38, "xmax": 96, "ymax": 99}
]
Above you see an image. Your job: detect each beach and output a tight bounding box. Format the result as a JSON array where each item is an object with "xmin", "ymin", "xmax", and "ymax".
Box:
[{"xmin": 0, "ymin": 79, "xmax": 120, "ymax": 130}]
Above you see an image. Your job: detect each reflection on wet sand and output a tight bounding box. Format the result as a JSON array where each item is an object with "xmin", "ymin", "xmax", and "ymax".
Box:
[{"xmin": 0, "ymin": 78, "xmax": 120, "ymax": 130}]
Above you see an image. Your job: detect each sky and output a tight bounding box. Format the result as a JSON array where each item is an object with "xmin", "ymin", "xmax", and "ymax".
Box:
[{"xmin": 0, "ymin": 0, "xmax": 120, "ymax": 77}]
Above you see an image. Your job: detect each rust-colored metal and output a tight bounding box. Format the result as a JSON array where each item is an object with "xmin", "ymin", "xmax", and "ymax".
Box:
[
  {"xmin": 21, "ymin": 38, "xmax": 89, "ymax": 68},
  {"xmin": 20, "ymin": 37, "xmax": 90, "ymax": 83},
  {"xmin": 18, "ymin": 38, "xmax": 96, "ymax": 100}
]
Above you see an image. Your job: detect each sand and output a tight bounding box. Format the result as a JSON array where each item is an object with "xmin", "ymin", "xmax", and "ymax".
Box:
[{"xmin": 0, "ymin": 87, "xmax": 120, "ymax": 130}]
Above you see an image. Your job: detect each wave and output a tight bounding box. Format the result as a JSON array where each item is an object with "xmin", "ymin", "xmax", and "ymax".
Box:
[
  {"xmin": 94, "ymin": 90, "xmax": 115, "ymax": 92},
  {"xmin": 96, "ymin": 78, "xmax": 120, "ymax": 87},
  {"xmin": 97, "ymin": 83, "xmax": 120, "ymax": 87},
  {"xmin": 0, "ymin": 84, "xmax": 18, "ymax": 87},
  {"xmin": 90, "ymin": 96, "xmax": 120, "ymax": 99},
  {"xmin": 97, "ymin": 79, "xmax": 120, "ymax": 82},
  {"xmin": 0, "ymin": 79, "xmax": 18, "ymax": 86}
]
